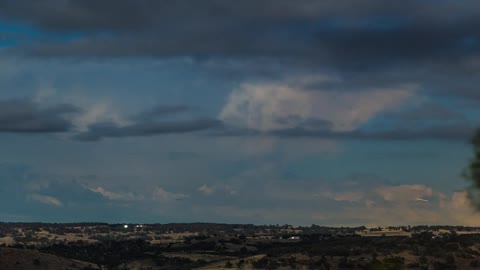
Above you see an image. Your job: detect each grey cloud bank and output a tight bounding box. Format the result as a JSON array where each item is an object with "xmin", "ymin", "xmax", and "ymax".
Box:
[
  {"xmin": 2, "ymin": 0, "xmax": 478, "ymax": 69},
  {"xmin": 2, "ymin": 0, "xmax": 480, "ymax": 103},
  {"xmin": 74, "ymin": 118, "xmax": 222, "ymax": 141},
  {"xmin": 0, "ymin": 99, "xmax": 79, "ymax": 133},
  {"xmin": 0, "ymin": 98, "xmax": 473, "ymax": 142}
]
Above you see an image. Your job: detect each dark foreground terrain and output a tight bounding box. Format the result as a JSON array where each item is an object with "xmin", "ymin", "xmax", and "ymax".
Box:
[{"xmin": 0, "ymin": 223, "xmax": 479, "ymax": 269}]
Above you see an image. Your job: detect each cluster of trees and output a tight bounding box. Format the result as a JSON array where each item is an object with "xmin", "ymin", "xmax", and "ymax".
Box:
[{"xmin": 466, "ymin": 130, "xmax": 480, "ymax": 209}]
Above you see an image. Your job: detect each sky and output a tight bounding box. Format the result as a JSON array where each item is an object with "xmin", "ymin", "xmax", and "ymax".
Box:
[{"xmin": 0, "ymin": 0, "xmax": 479, "ymax": 226}]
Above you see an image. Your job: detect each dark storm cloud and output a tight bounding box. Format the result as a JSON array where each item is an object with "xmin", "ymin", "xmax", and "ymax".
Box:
[
  {"xmin": 0, "ymin": 99, "xmax": 220, "ymax": 139},
  {"xmin": 73, "ymin": 103, "xmax": 221, "ymax": 141},
  {"xmin": 385, "ymin": 103, "xmax": 467, "ymax": 121},
  {"xmin": 0, "ymin": 0, "xmax": 404, "ymax": 33},
  {"xmin": 0, "ymin": 97, "xmax": 470, "ymax": 141},
  {"xmin": 217, "ymin": 122, "xmax": 474, "ymax": 142},
  {"xmin": 16, "ymin": 13, "xmax": 480, "ymax": 70},
  {"xmin": 1, "ymin": 0, "xmax": 480, "ymax": 101},
  {"xmin": 0, "ymin": 99, "xmax": 80, "ymax": 133},
  {"xmin": 275, "ymin": 124, "xmax": 474, "ymax": 141},
  {"xmin": 1, "ymin": 0, "xmax": 478, "ymax": 65},
  {"xmin": 74, "ymin": 119, "xmax": 222, "ymax": 141}
]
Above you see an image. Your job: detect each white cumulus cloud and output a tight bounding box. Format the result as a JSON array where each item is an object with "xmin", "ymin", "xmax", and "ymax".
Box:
[
  {"xmin": 29, "ymin": 194, "xmax": 63, "ymax": 207},
  {"xmin": 89, "ymin": 186, "xmax": 144, "ymax": 201},
  {"xmin": 152, "ymin": 187, "xmax": 189, "ymax": 201},
  {"xmin": 219, "ymin": 81, "xmax": 416, "ymax": 132},
  {"xmin": 197, "ymin": 184, "xmax": 215, "ymax": 195}
]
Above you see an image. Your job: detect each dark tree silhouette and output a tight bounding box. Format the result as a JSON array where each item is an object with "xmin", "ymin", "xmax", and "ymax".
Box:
[{"xmin": 465, "ymin": 129, "xmax": 480, "ymax": 208}]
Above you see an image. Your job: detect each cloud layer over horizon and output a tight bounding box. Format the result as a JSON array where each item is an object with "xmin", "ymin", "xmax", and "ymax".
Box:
[{"xmin": 0, "ymin": 0, "xmax": 478, "ymax": 225}]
